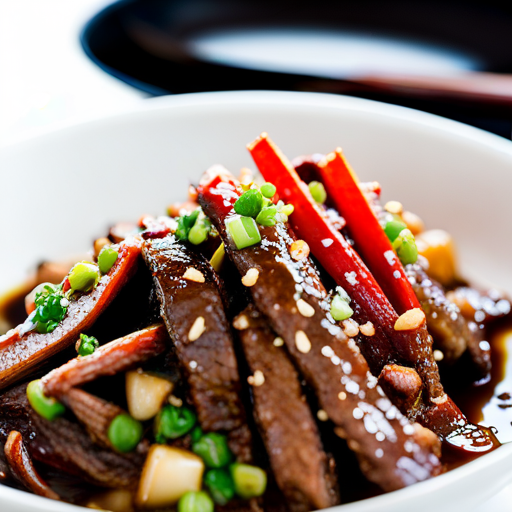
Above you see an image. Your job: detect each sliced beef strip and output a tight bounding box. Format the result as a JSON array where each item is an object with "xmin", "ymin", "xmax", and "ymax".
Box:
[
  {"xmin": 0, "ymin": 384, "xmax": 143, "ymax": 488},
  {"xmin": 142, "ymin": 236, "xmax": 253, "ymax": 463},
  {"xmin": 235, "ymin": 306, "xmax": 340, "ymax": 511},
  {"xmin": 406, "ymin": 264, "xmax": 491, "ymax": 380},
  {"xmin": 199, "ymin": 175, "xmax": 442, "ymax": 492}
]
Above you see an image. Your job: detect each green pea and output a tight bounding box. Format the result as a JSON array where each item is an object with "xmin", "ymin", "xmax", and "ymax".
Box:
[
  {"xmin": 98, "ymin": 246, "xmax": 119, "ymax": 274},
  {"xmin": 308, "ymin": 181, "xmax": 327, "ymax": 204},
  {"xmin": 255, "ymin": 206, "xmax": 277, "ymax": 227},
  {"xmin": 176, "ymin": 209, "xmax": 201, "ymax": 241},
  {"xmin": 108, "ymin": 414, "xmax": 143, "ymax": 453},
  {"xmin": 384, "ymin": 220, "xmax": 407, "ymax": 243},
  {"xmin": 155, "ymin": 405, "xmax": 196, "ymax": 441},
  {"xmin": 27, "ymin": 380, "xmax": 65, "ymax": 421},
  {"xmin": 330, "ymin": 295, "xmax": 354, "ymax": 321},
  {"xmin": 68, "ymin": 262, "xmax": 100, "ymax": 293},
  {"xmin": 192, "ymin": 432, "xmax": 233, "ymax": 468},
  {"xmin": 234, "ymin": 189, "xmax": 264, "ymax": 218},
  {"xmin": 393, "ymin": 229, "xmax": 418, "ymax": 265},
  {"xmin": 230, "ymin": 463, "xmax": 267, "ymax": 499},
  {"xmin": 78, "ymin": 333, "xmax": 99, "ymax": 356},
  {"xmin": 260, "ymin": 183, "xmax": 276, "ymax": 199},
  {"xmin": 191, "ymin": 426, "xmax": 204, "ymax": 443},
  {"xmin": 188, "ymin": 218, "xmax": 211, "ymax": 245},
  {"xmin": 204, "ymin": 468, "xmax": 235, "ymax": 505},
  {"xmin": 178, "ymin": 491, "xmax": 214, "ymax": 512}
]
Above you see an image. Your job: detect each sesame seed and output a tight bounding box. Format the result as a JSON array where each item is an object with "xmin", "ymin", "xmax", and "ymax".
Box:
[
  {"xmin": 183, "ymin": 267, "xmax": 205, "ymax": 283},
  {"xmin": 317, "ymin": 409, "xmax": 329, "ymax": 421},
  {"xmin": 295, "ymin": 330, "xmax": 311, "ymax": 353},
  {"xmin": 297, "ymin": 298, "xmax": 315, "ymax": 317},
  {"xmin": 338, "ymin": 391, "xmax": 347, "ymax": 401},
  {"xmin": 233, "ymin": 314, "xmax": 250, "ymax": 330},
  {"xmin": 359, "ymin": 322, "xmax": 375, "ymax": 337},
  {"xmin": 321, "ymin": 238, "xmax": 333, "ymax": 247},
  {"xmin": 189, "ymin": 360, "xmax": 198, "ymax": 369},
  {"xmin": 188, "ymin": 316, "xmax": 206, "ymax": 341},
  {"xmin": 433, "ymin": 349, "xmax": 444, "ymax": 361},
  {"xmin": 273, "ymin": 337, "xmax": 284, "ymax": 347},
  {"xmin": 242, "ymin": 268, "xmax": 259, "ymax": 287},
  {"xmin": 394, "ymin": 308, "xmax": 426, "ymax": 331},
  {"xmin": 342, "ymin": 318, "xmax": 359, "ymax": 337}
]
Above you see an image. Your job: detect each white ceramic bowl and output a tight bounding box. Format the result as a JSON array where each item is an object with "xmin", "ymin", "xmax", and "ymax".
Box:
[{"xmin": 1, "ymin": 91, "xmax": 512, "ymax": 512}]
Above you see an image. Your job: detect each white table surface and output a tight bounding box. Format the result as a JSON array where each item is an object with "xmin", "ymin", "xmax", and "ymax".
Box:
[{"xmin": 0, "ymin": 1, "xmax": 510, "ymax": 510}]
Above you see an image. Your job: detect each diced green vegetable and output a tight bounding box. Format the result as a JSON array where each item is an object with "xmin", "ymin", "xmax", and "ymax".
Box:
[
  {"xmin": 178, "ymin": 491, "xmax": 214, "ymax": 512},
  {"xmin": 108, "ymin": 414, "xmax": 143, "ymax": 453},
  {"xmin": 308, "ymin": 181, "xmax": 327, "ymax": 204},
  {"xmin": 226, "ymin": 216, "xmax": 261, "ymax": 250},
  {"xmin": 77, "ymin": 333, "xmax": 99, "ymax": 356},
  {"xmin": 260, "ymin": 183, "xmax": 276, "ymax": 199},
  {"xmin": 330, "ymin": 294, "xmax": 354, "ymax": 321},
  {"xmin": 32, "ymin": 286, "xmax": 68, "ymax": 334},
  {"xmin": 176, "ymin": 210, "xmax": 200, "ymax": 241},
  {"xmin": 68, "ymin": 262, "xmax": 100, "ymax": 293},
  {"xmin": 191, "ymin": 426, "xmax": 203, "ymax": 443},
  {"xmin": 27, "ymin": 379, "xmax": 65, "ymax": 421},
  {"xmin": 255, "ymin": 206, "xmax": 277, "ymax": 227},
  {"xmin": 154, "ymin": 405, "xmax": 197, "ymax": 443},
  {"xmin": 234, "ymin": 189, "xmax": 264, "ymax": 218},
  {"xmin": 98, "ymin": 246, "xmax": 119, "ymax": 274},
  {"xmin": 230, "ymin": 463, "xmax": 267, "ymax": 499},
  {"xmin": 280, "ymin": 204, "xmax": 294, "ymax": 217},
  {"xmin": 204, "ymin": 469, "xmax": 235, "ymax": 505},
  {"xmin": 393, "ymin": 229, "xmax": 418, "ymax": 265},
  {"xmin": 192, "ymin": 432, "xmax": 233, "ymax": 468},
  {"xmin": 188, "ymin": 217, "xmax": 211, "ymax": 245},
  {"xmin": 384, "ymin": 220, "xmax": 408, "ymax": 243}
]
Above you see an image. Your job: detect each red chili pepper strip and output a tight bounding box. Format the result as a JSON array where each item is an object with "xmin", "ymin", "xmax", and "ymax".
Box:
[
  {"xmin": 317, "ymin": 149, "xmax": 419, "ymax": 315},
  {"xmin": 0, "ymin": 237, "xmax": 142, "ymax": 391}
]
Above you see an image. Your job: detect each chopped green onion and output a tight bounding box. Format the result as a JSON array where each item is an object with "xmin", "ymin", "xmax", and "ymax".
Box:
[
  {"xmin": 154, "ymin": 405, "xmax": 197, "ymax": 443},
  {"xmin": 98, "ymin": 246, "xmax": 119, "ymax": 274},
  {"xmin": 230, "ymin": 463, "xmax": 267, "ymax": 499},
  {"xmin": 234, "ymin": 189, "xmax": 264, "ymax": 218},
  {"xmin": 108, "ymin": 414, "xmax": 143, "ymax": 453},
  {"xmin": 32, "ymin": 286, "xmax": 67, "ymax": 334},
  {"xmin": 260, "ymin": 182, "xmax": 276, "ymax": 199},
  {"xmin": 178, "ymin": 491, "xmax": 214, "ymax": 512},
  {"xmin": 226, "ymin": 216, "xmax": 261, "ymax": 250},
  {"xmin": 192, "ymin": 432, "xmax": 233, "ymax": 468},
  {"xmin": 176, "ymin": 210, "xmax": 200, "ymax": 241},
  {"xmin": 77, "ymin": 333, "xmax": 99, "ymax": 356},
  {"xmin": 392, "ymin": 229, "xmax": 418, "ymax": 265},
  {"xmin": 188, "ymin": 217, "xmax": 211, "ymax": 245},
  {"xmin": 255, "ymin": 206, "xmax": 277, "ymax": 227},
  {"xmin": 384, "ymin": 220, "xmax": 408, "ymax": 243},
  {"xmin": 330, "ymin": 295, "xmax": 354, "ymax": 321},
  {"xmin": 205, "ymin": 468, "xmax": 235, "ymax": 505},
  {"xmin": 280, "ymin": 204, "xmax": 294, "ymax": 217},
  {"xmin": 68, "ymin": 262, "xmax": 100, "ymax": 293},
  {"xmin": 308, "ymin": 181, "xmax": 327, "ymax": 204},
  {"xmin": 27, "ymin": 380, "xmax": 65, "ymax": 421}
]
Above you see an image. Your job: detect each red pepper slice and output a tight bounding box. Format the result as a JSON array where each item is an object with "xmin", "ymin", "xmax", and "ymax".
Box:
[
  {"xmin": 0, "ymin": 237, "xmax": 142, "ymax": 390},
  {"xmin": 317, "ymin": 149, "xmax": 419, "ymax": 315}
]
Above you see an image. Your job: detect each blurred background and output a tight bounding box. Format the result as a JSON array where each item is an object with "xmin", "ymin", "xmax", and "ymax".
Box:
[{"xmin": 1, "ymin": 0, "xmax": 512, "ymax": 144}]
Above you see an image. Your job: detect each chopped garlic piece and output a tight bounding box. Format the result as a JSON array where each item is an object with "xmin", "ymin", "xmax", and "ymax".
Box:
[
  {"xmin": 295, "ymin": 330, "xmax": 311, "ymax": 353},
  {"xmin": 296, "ymin": 298, "xmax": 315, "ymax": 318},
  {"xmin": 359, "ymin": 322, "xmax": 375, "ymax": 337},
  {"xmin": 273, "ymin": 337, "xmax": 284, "ymax": 347},
  {"xmin": 242, "ymin": 268, "xmax": 259, "ymax": 287},
  {"xmin": 394, "ymin": 308, "xmax": 426, "ymax": 331},
  {"xmin": 248, "ymin": 370, "xmax": 265, "ymax": 387},
  {"xmin": 342, "ymin": 318, "xmax": 359, "ymax": 337},
  {"xmin": 188, "ymin": 317, "xmax": 206, "ymax": 341},
  {"xmin": 233, "ymin": 314, "xmax": 250, "ymax": 330},
  {"xmin": 183, "ymin": 267, "xmax": 205, "ymax": 283}
]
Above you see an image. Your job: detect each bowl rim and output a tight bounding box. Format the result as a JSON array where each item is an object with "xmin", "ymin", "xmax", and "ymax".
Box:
[{"xmin": 1, "ymin": 90, "xmax": 512, "ymax": 512}]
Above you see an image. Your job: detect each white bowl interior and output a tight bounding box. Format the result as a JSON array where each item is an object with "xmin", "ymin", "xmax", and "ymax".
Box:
[{"xmin": 1, "ymin": 91, "xmax": 512, "ymax": 512}]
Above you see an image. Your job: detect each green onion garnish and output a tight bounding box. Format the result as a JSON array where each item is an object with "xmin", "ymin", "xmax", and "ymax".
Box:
[
  {"xmin": 392, "ymin": 229, "xmax": 418, "ymax": 265},
  {"xmin": 188, "ymin": 217, "xmax": 212, "ymax": 245},
  {"xmin": 233, "ymin": 189, "xmax": 264, "ymax": 218},
  {"xmin": 384, "ymin": 220, "xmax": 408, "ymax": 243},
  {"xmin": 176, "ymin": 209, "xmax": 200, "ymax": 241},
  {"xmin": 226, "ymin": 216, "xmax": 261, "ymax": 249},
  {"xmin": 98, "ymin": 246, "xmax": 119, "ymax": 274},
  {"xmin": 330, "ymin": 294, "xmax": 354, "ymax": 321},
  {"xmin": 255, "ymin": 206, "xmax": 277, "ymax": 227},
  {"xmin": 77, "ymin": 333, "xmax": 99, "ymax": 356},
  {"xmin": 27, "ymin": 379, "xmax": 65, "ymax": 421},
  {"xmin": 308, "ymin": 181, "xmax": 327, "ymax": 204},
  {"xmin": 260, "ymin": 182, "xmax": 277, "ymax": 199},
  {"xmin": 68, "ymin": 262, "xmax": 100, "ymax": 293}
]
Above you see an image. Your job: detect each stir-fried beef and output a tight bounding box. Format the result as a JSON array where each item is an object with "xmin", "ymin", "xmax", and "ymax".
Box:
[
  {"xmin": 0, "ymin": 384, "xmax": 144, "ymax": 488},
  {"xmin": 199, "ymin": 168, "xmax": 443, "ymax": 491},
  {"xmin": 4, "ymin": 430, "xmax": 60, "ymax": 500},
  {"xmin": 142, "ymin": 236, "xmax": 253, "ymax": 463},
  {"xmin": 0, "ymin": 238, "xmax": 142, "ymax": 391},
  {"xmin": 235, "ymin": 306, "xmax": 340, "ymax": 511}
]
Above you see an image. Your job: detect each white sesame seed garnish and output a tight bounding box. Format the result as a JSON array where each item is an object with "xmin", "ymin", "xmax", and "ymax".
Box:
[
  {"xmin": 433, "ymin": 349, "xmax": 444, "ymax": 361},
  {"xmin": 242, "ymin": 268, "xmax": 259, "ymax": 287},
  {"xmin": 375, "ymin": 448, "xmax": 384, "ymax": 458},
  {"xmin": 295, "ymin": 330, "xmax": 311, "ymax": 353},
  {"xmin": 188, "ymin": 316, "xmax": 206, "ymax": 341},
  {"xmin": 183, "ymin": 267, "xmax": 205, "ymax": 283},
  {"xmin": 359, "ymin": 322, "xmax": 375, "ymax": 337},
  {"xmin": 321, "ymin": 238, "xmax": 333, "ymax": 247},
  {"xmin": 189, "ymin": 360, "xmax": 198, "ymax": 369},
  {"xmin": 317, "ymin": 409, "xmax": 329, "ymax": 421},
  {"xmin": 233, "ymin": 314, "xmax": 250, "ymax": 330},
  {"xmin": 273, "ymin": 337, "xmax": 284, "ymax": 347},
  {"xmin": 345, "ymin": 271, "xmax": 358, "ymax": 285},
  {"xmin": 384, "ymin": 250, "xmax": 396, "ymax": 266},
  {"xmin": 296, "ymin": 298, "xmax": 315, "ymax": 317},
  {"xmin": 247, "ymin": 370, "xmax": 265, "ymax": 387},
  {"xmin": 393, "ymin": 270, "xmax": 401, "ymax": 279},
  {"xmin": 394, "ymin": 308, "xmax": 426, "ymax": 331},
  {"xmin": 342, "ymin": 318, "xmax": 359, "ymax": 337},
  {"xmin": 338, "ymin": 391, "xmax": 347, "ymax": 401}
]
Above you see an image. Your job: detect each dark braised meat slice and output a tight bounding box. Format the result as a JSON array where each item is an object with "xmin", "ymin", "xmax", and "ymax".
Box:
[
  {"xmin": 235, "ymin": 306, "xmax": 340, "ymax": 511},
  {"xmin": 0, "ymin": 238, "xmax": 142, "ymax": 391},
  {"xmin": 0, "ymin": 384, "xmax": 144, "ymax": 488},
  {"xmin": 199, "ymin": 169, "xmax": 442, "ymax": 491},
  {"xmin": 142, "ymin": 236, "xmax": 253, "ymax": 462},
  {"xmin": 4, "ymin": 430, "xmax": 60, "ymax": 500},
  {"xmin": 406, "ymin": 264, "xmax": 491, "ymax": 380}
]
